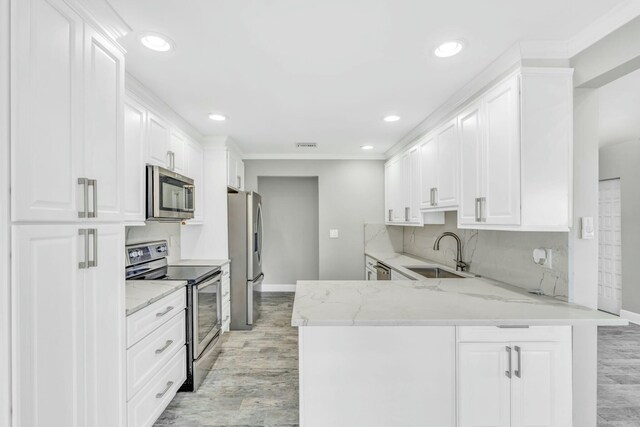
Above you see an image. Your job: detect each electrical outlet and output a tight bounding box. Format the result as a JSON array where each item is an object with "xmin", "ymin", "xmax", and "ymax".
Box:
[{"xmin": 329, "ymin": 229, "xmax": 339, "ymax": 239}]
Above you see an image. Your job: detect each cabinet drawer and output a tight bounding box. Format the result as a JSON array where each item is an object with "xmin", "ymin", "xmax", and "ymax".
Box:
[
  {"xmin": 127, "ymin": 289, "xmax": 186, "ymax": 348},
  {"xmin": 127, "ymin": 311, "xmax": 186, "ymax": 400},
  {"xmin": 221, "ymin": 263, "xmax": 230, "ymax": 276},
  {"xmin": 365, "ymin": 256, "xmax": 377, "ymax": 270},
  {"xmin": 457, "ymin": 325, "xmax": 571, "ymax": 343},
  {"xmin": 127, "ymin": 346, "xmax": 186, "ymax": 427},
  {"xmin": 222, "ymin": 279, "xmax": 230, "ymax": 302}
]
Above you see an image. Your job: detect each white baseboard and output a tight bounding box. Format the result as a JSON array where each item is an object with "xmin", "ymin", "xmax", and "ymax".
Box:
[
  {"xmin": 620, "ymin": 309, "xmax": 640, "ymax": 325},
  {"xmin": 257, "ymin": 283, "xmax": 296, "ymax": 293}
]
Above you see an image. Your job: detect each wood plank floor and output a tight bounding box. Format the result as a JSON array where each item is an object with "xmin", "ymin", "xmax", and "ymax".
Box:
[
  {"xmin": 154, "ymin": 293, "xmax": 640, "ymax": 426},
  {"xmin": 155, "ymin": 293, "xmax": 299, "ymax": 427},
  {"xmin": 598, "ymin": 323, "xmax": 640, "ymax": 427}
]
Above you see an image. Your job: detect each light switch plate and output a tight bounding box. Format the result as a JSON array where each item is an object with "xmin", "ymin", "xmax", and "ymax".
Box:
[
  {"xmin": 581, "ymin": 217, "xmax": 595, "ymax": 240},
  {"xmin": 329, "ymin": 229, "xmax": 339, "ymax": 239}
]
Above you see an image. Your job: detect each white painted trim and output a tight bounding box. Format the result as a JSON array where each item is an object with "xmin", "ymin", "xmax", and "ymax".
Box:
[
  {"xmin": 125, "ymin": 73, "xmax": 205, "ymax": 144},
  {"xmin": 257, "ymin": 284, "xmax": 296, "ymax": 293},
  {"xmin": 568, "ymin": 0, "xmax": 640, "ymax": 57},
  {"xmin": 0, "ymin": 0, "xmax": 10, "ymax": 422},
  {"xmin": 620, "ymin": 309, "xmax": 640, "ymax": 325},
  {"xmin": 70, "ymin": 0, "xmax": 131, "ymax": 48},
  {"xmin": 243, "ymin": 152, "xmax": 386, "ymax": 160}
]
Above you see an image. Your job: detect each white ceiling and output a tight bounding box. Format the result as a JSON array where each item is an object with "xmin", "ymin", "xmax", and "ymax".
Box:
[
  {"xmin": 109, "ymin": 0, "xmax": 623, "ymax": 156},
  {"xmin": 599, "ymin": 67, "xmax": 640, "ymax": 147}
]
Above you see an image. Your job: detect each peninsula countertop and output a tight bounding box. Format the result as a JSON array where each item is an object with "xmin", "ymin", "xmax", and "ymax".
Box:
[{"xmin": 291, "ymin": 277, "xmax": 627, "ymax": 327}]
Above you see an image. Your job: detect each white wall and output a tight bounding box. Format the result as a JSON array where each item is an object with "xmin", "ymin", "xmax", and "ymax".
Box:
[
  {"xmin": 244, "ymin": 160, "xmax": 384, "ymax": 280},
  {"xmin": 600, "ymin": 140, "xmax": 640, "ymax": 314},
  {"xmin": 0, "ymin": 0, "xmax": 10, "ymax": 422},
  {"xmin": 258, "ymin": 177, "xmax": 319, "ymax": 284}
]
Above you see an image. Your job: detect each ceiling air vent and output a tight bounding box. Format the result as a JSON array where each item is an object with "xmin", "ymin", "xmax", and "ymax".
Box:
[{"xmin": 295, "ymin": 142, "xmax": 318, "ymax": 149}]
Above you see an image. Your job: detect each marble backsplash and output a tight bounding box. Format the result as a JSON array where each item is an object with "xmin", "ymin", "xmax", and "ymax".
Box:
[{"xmin": 364, "ymin": 212, "xmax": 569, "ymax": 299}]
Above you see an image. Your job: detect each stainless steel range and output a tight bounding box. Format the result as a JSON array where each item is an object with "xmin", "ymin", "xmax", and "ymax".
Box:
[{"xmin": 125, "ymin": 240, "xmax": 222, "ymax": 392}]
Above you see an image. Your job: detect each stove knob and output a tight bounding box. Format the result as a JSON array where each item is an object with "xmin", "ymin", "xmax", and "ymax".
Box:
[
  {"xmin": 129, "ymin": 252, "xmax": 136, "ymax": 258},
  {"xmin": 157, "ymin": 246, "xmax": 167, "ymax": 253}
]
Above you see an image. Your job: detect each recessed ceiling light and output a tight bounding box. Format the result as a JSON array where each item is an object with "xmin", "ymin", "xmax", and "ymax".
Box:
[
  {"xmin": 140, "ymin": 33, "xmax": 174, "ymax": 52},
  {"xmin": 383, "ymin": 115, "xmax": 401, "ymax": 123},
  {"xmin": 361, "ymin": 145, "xmax": 374, "ymax": 150},
  {"xmin": 434, "ymin": 41, "xmax": 463, "ymax": 58},
  {"xmin": 208, "ymin": 113, "xmax": 227, "ymax": 121}
]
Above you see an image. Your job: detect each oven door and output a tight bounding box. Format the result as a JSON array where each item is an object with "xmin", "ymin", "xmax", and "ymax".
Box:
[
  {"xmin": 192, "ymin": 275, "xmax": 222, "ymax": 359},
  {"xmin": 148, "ymin": 165, "xmax": 195, "ymax": 220}
]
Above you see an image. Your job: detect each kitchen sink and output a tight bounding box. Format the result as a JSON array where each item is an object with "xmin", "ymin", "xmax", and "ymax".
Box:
[{"xmin": 404, "ymin": 266, "xmax": 464, "ymax": 279}]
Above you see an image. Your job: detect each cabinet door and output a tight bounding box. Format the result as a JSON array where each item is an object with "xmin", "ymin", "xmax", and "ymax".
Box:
[
  {"xmin": 483, "ymin": 75, "xmax": 521, "ymax": 225},
  {"xmin": 407, "ymin": 146, "xmax": 421, "ymax": 223},
  {"xmin": 511, "ymin": 342, "xmax": 572, "ymax": 427},
  {"xmin": 12, "ymin": 225, "xmax": 85, "ymax": 427},
  {"xmin": 186, "ymin": 139, "xmax": 204, "ymax": 222},
  {"xmin": 458, "ymin": 103, "xmax": 483, "ymax": 226},
  {"xmin": 84, "ymin": 225, "xmax": 125, "ymax": 427},
  {"xmin": 419, "ymin": 136, "xmax": 437, "ymax": 210},
  {"xmin": 84, "ymin": 27, "xmax": 124, "ymax": 221},
  {"xmin": 11, "ymin": 0, "xmax": 84, "ymax": 221},
  {"xmin": 385, "ymin": 157, "xmax": 403, "ymax": 223},
  {"xmin": 123, "ymin": 98, "xmax": 146, "ymax": 222},
  {"xmin": 147, "ymin": 112, "xmax": 170, "ymax": 168},
  {"xmin": 457, "ymin": 342, "xmax": 511, "ymax": 427},
  {"xmin": 227, "ymin": 151, "xmax": 238, "ymax": 189},
  {"xmin": 237, "ymin": 159, "xmax": 245, "ymax": 191},
  {"xmin": 435, "ymin": 119, "xmax": 459, "ymax": 208},
  {"xmin": 169, "ymin": 129, "xmax": 185, "ymax": 173}
]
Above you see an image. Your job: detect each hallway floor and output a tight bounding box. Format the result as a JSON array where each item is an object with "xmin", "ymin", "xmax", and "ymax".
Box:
[
  {"xmin": 154, "ymin": 293, "xmax": 640, "ymax": 427},
  {"xmin": 598, "ymin": 323, "xmax": 640, "ymax": 427},
  {"xmin": 154, "ymin": 293, "xmax": 298, "ymax": 427}
]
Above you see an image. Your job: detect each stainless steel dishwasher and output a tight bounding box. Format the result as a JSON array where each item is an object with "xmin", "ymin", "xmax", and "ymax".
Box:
[{"xmin": 375, "ymin": 262, "xmax": 392, "ymax": 280}]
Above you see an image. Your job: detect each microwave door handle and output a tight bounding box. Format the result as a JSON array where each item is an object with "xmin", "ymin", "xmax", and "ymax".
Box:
[{"xmin": 184, "ymin": 184, "xmax": 195, "ymax": 212}]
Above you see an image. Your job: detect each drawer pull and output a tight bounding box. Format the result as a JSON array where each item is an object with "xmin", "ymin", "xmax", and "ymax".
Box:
[
  {"xmin": 155, "ymin": 381, "xmax": 174, "ymax": 399},
  {"xmin": 156, "ymin": 306, "xmax": 174, "ymax": 318},
  {"xmin": 155, "ymin": 340, "xmax": 174, "ymax": 354}
]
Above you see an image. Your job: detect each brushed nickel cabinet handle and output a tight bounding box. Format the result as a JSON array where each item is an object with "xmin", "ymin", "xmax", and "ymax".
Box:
[
  {"xmin": 155, "ymin": 340, "xmax": 174, "ymax": 354},
  {"xmin": 78, "ymin": 229, "xmax": 88, "ymax": 269},
  {"xmin": 155, "ymin": 381, "xmax": 174, "ymax": 398},
  {"xmin": 88, "ymin": 228, "xmax": 98, "ymax": 268},
  {"xmin": 78, "ymin": 178, "xmax": 89, "ymax": 218},
  {"xmin": 505, "ymin": 346, "xmax": 512, "ymax": 378},
  {"xmin": 514, "ymin": 345, "xmax": 522, "ymax": 378},
  {"xmin": 87, "ymin": 179, "xmax": 97, "ymax": 218},
  {"xmin": 156, "ymin": 306, "xmax": 174, "ymax": 318}
]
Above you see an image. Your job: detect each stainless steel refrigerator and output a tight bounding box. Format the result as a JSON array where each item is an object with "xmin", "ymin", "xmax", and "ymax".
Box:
[{"xmin": 228, "ymin": 191, "xmax": 264, "ymax": 330}]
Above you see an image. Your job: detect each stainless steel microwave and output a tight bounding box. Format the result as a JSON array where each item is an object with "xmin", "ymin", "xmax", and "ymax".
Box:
[{"xmin": 146, "ymin": 165, "xmax": 195, "ymax": 221}]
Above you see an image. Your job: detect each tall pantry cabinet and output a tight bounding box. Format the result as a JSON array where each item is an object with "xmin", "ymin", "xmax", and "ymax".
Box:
[{"xmin": 10, "ymin": 0, "xmax": 128, "ymax": 426}]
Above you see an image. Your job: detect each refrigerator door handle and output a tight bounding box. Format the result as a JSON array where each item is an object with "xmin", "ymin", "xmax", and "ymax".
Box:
[{"xmin": 247, "ymin": 273, "xmax": 265, "ymax": 325}]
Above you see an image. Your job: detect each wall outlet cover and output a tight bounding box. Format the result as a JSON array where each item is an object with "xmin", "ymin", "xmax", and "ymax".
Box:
[
  {"xmin": 581, "ymin": 217, "xmax": 595, "ymax": 240},
  {"xmin": 329, "ymin": 229, "xmax": 339, "ymax": 239}
]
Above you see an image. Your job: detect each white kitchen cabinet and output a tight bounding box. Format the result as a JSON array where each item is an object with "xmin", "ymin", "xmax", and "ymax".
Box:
[
  {"xmin": 457, "ymin": 326, "xmax": 572, "ymax": 427},
  {"xmin": 384, "ymin": 148, "xmax": 423, "ymax": 225},
  {"xmin": 147, "ymin": 112, "xmax": 171, "ymax": 168},
  {"xmin": 419, "ymin": 119, "xmax": 459, "ymax": 211},
  {"xmin": 458, "ymin": 69, "xmax": 573, "ymax": 231},
  {"xmin": 169, "ymin": 129, "xmax": 186, "ymax": 173},
  {"xmin": 185, "ymin": 138, "xmax": 205, "ymax": 222},
  {"xmin": 12, "ymin": 224, "xmax": 125, "ymax": 427},
  {"xmin": 83, "ymin": 26, "xmax": 125, "ymax": 222},
  {"xmin": 227, "ymin": 149, "xmax": 244, "ymax": 191},
  {"xmin": 391, "ymin": 269, "xmax": 411, "ymax": 280},
  {"xmin": 221, "ymin": 263, "xmax": 231, "ymax": 331},
  {"xmin": 123, "ymin": 97, "xmax": 147, "ymax": 223}
]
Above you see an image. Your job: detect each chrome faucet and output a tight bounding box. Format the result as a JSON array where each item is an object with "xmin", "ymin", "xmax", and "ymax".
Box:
[{"xmin": 433, "ymin": 232, "xmax": 468, "ymax": 272}]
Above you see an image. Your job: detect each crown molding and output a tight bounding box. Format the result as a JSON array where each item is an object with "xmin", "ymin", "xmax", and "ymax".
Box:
[
  {"xmin": 69, "ymin": 0, "xmax": 131, "ymax": 51},
  {"xmin": 125, "ymin": 72, "xmax": 204, "ymax": 143},
  {"xmin": 567, "ymin": 0, "xmax": 640, "ymax": 57},
  {"xmin": 242, "ymin": 152, "xmax": 386, "ymax": 160}
]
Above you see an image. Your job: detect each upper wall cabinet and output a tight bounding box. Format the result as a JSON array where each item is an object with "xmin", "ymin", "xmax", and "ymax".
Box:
[
  {"xmin": 458, "ymin": 69, "xmax": 573, "ymax": 231},
  {"xmin": 11, "ymin": 0, "xmax": 124, "ymax": 222},
  {"xmin": 227, "ymin": 149, "xmax": 244, "ymax": 191},
  {"xmin": 169, "ymin": 129, "xmax": 186, "ymax": 173},
  {"xmin": 419, "ymin": 119, "xmax": 459, "ymax": 211},
  {"xmin": 123, "ymin": 97, "xmax": 147, "ymax": 223},
  {"xmin": 147, "ymin": 113, "xmax": 171, "ymax": 168}
]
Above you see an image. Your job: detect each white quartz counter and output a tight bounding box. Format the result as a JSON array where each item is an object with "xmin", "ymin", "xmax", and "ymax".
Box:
[
  {"xmin": 173, "ymin": 259, "xmax": 230, "ymax": 267},
  {"xmin": 292, "ymin": 279, "xmax": 626, "ymax": 327},
  {"xmin": 125, "ymin": 280, "xmax": 187, "ymax": 316}
]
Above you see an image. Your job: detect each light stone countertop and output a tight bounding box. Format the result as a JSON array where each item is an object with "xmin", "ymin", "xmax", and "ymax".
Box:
[
  {"xmin": 291, "ymin": 251, "xmax": 627, "ymax": 327},
  {"xmin": 126, "ymin": 280, "xmax": 187, "ymax": 316},
  {"xmin": 173, "ymin": 259, "xmax": 230, "ymax": 267}
]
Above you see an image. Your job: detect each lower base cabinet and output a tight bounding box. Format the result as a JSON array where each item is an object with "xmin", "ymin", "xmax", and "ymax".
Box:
[
  {"xmin": 457, "ymin": 326, "xmax": 572, "ymax": 427},
  {"xmin": 221, "ymin": 263, "xmax": 231, "ymax": 331}
]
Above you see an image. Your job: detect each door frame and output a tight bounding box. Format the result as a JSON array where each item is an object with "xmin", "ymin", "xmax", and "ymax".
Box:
[{"xmin": 1, "ymin": 0, "xmax": 11, "ymax": 423}]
